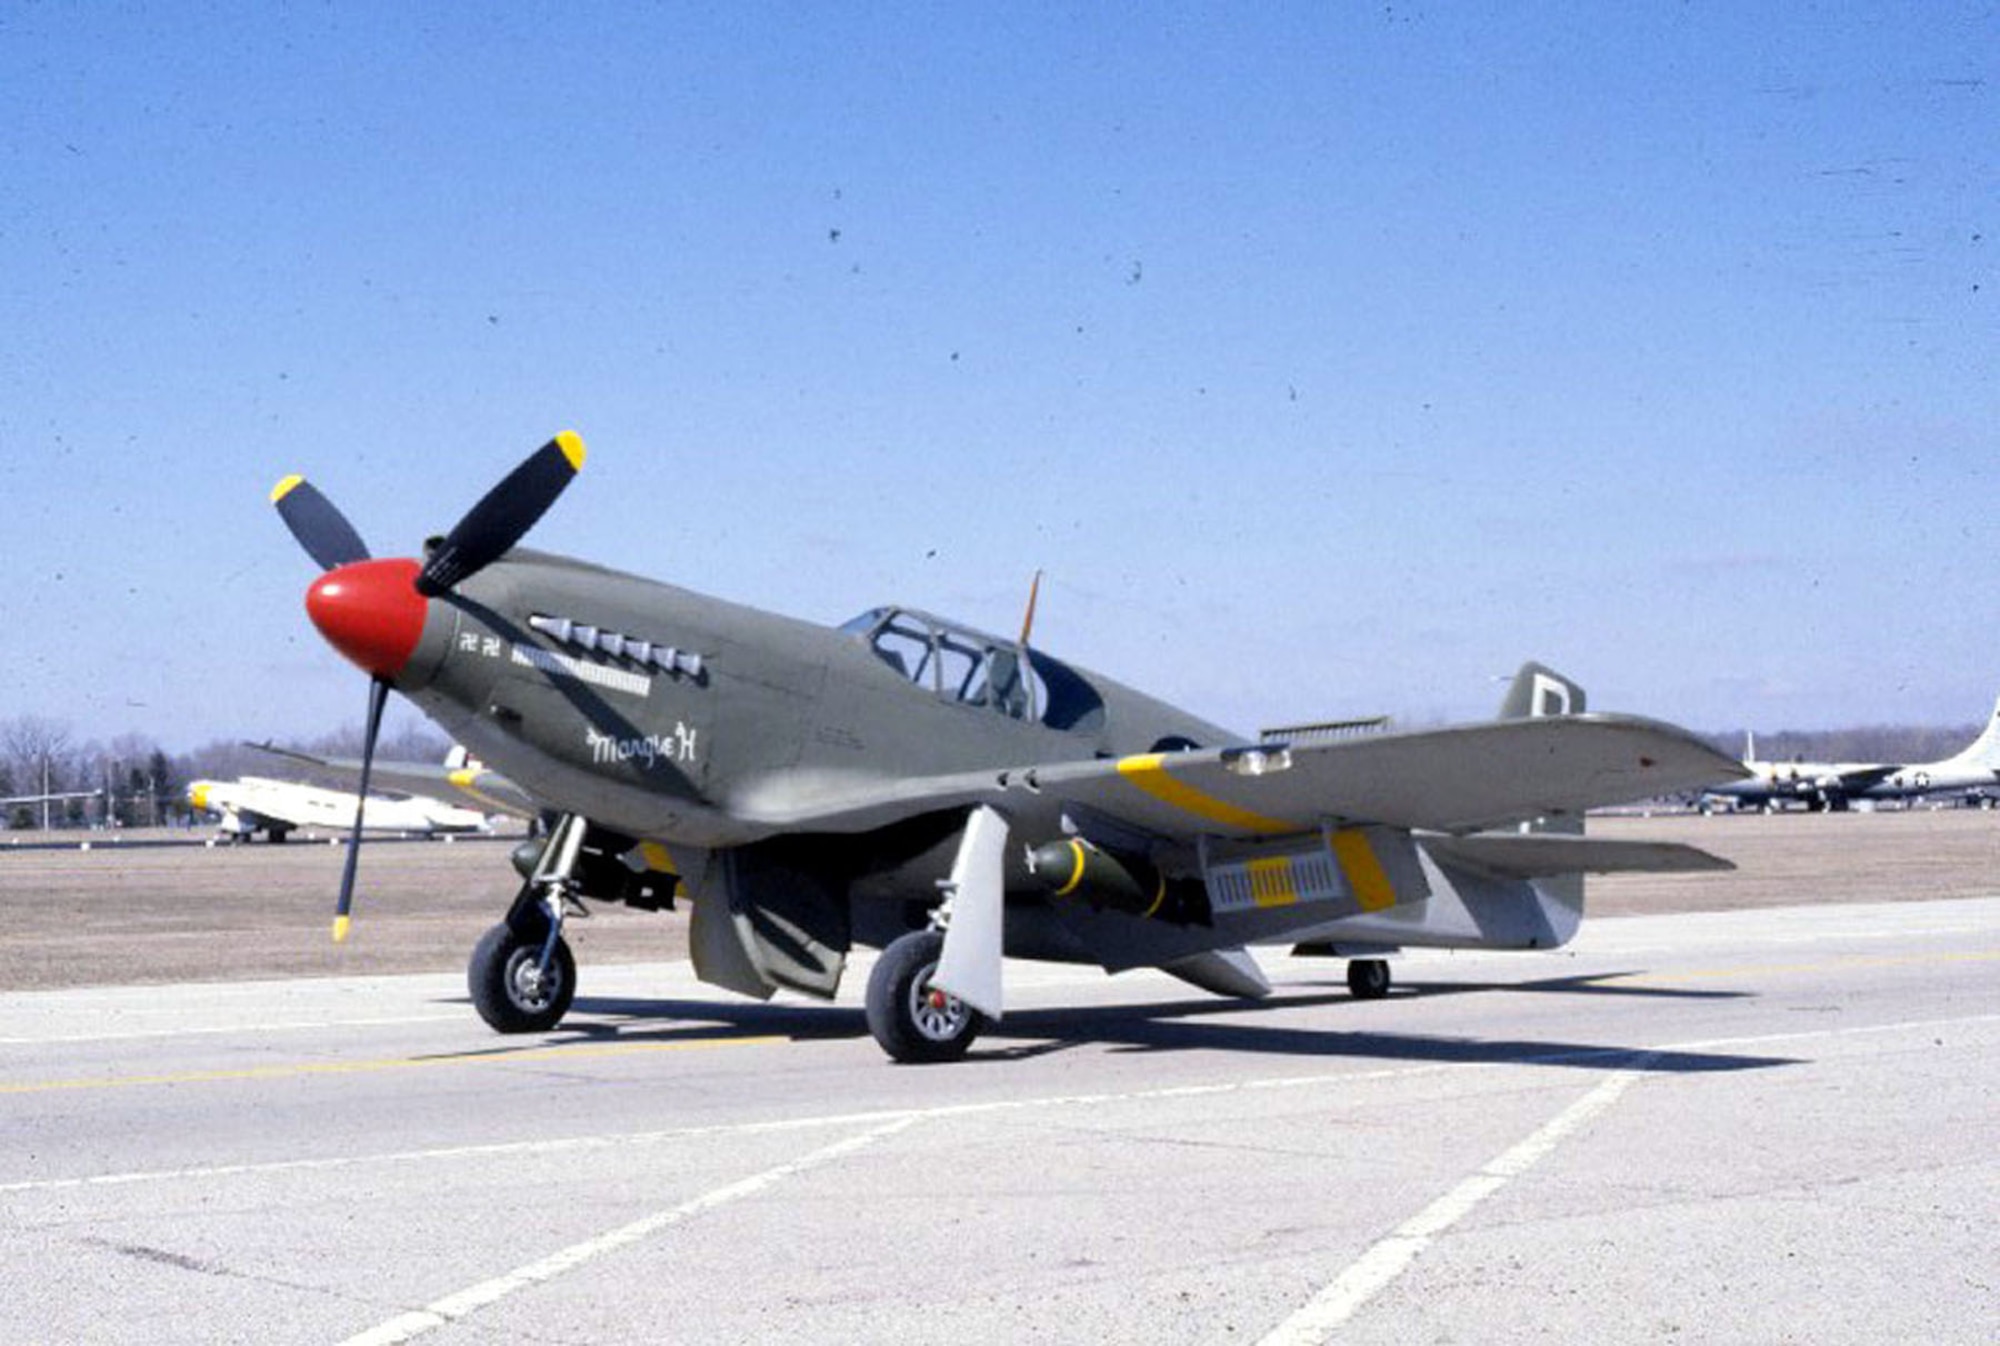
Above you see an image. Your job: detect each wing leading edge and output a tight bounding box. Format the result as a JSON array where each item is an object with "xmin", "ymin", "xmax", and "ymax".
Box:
[
  {"xmin": 245, "ymin": 742, "xmax": 538, "ymax": 819},
  {"xmin": 741, "ymin": 713, "xmax": 1747, "ymax": 841}
]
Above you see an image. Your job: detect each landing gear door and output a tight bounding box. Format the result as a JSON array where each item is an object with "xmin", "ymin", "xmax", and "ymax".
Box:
[{"xmin": 692, "ymin": 840, "xmax": 852, "ymax": 1001}]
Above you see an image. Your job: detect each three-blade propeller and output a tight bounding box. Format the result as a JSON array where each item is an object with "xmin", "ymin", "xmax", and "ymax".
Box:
[{"xmin": 272, "ymin": 432, "xmax": 587, "ymax": 941}]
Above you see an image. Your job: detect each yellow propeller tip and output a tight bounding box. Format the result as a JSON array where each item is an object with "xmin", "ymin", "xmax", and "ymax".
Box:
[
  {"xmin": 332, "ymin": 915, "xmax": 351, "ymax": 944},
  {"xmin": 271, "ymin": 474, "xmax": 305, "ymax": 504},
  {"xmin": 553, "ymin": 431, "xmax": 586, "ymax": 472}
]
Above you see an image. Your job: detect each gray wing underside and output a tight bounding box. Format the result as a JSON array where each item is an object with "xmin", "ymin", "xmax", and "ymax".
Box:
[
  {"xmin": 739, "ymin": 713, "xmax": 1748, "ymax": 840},
  {"xmin": 245, "ymin": 744, "xmax": 539, "ymax": 819}
]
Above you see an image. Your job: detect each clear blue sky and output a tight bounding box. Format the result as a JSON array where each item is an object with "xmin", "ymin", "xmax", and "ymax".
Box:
[{"xmin": 2, "ymin": 3, "xmax": 1993, "ymax": 752}]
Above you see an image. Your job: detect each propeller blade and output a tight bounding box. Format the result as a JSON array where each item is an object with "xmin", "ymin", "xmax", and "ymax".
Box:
[
  {"xmin": 332, "ymin": 675, "xmax": 390, "ymax": 943},
  {"xmin": 416, "ymin": 432, "xmax": 586, "ymax": 596},
  {"xmin": 272, "ymin": 476, "xmax": 372, "ymax": 571}
]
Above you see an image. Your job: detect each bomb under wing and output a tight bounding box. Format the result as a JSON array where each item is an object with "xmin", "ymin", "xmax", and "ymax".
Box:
[{"xmin": 1026, "ymin": 838, "xmax": 1210, "ymax": 924}]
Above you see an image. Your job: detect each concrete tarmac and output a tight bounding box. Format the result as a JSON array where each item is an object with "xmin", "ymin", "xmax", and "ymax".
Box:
[{"xmin": 4, "ymin": 897, "xmax": 1995, "ymax": 1344}]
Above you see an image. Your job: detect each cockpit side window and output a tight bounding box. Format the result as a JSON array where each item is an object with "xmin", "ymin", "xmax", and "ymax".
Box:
[
  {"xmin": 934, "ymin": 632, "xmax": 983, "ymax": 703},
  {"xmin": 1028, "ymin": 650, "xmax": 1107, "ymax": 732},
  {"xmin": 870, "ymin": 621, "xmax": 933, "ymax": 687},
  {"xmin": 964, "ymin": 647, "xmax": 1032, "ymax": 719}
]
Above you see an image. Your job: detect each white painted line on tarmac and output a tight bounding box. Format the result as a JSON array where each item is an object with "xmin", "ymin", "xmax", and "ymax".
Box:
[
  {"xmin": 1249, "ymin": 1008, "xmax": 2000, "ymax": 1345},
  {"xmin": 11, "ymin": 1012, "xmax": 1995, "ymax": 1199},
  {"xmin": 1254, "ymin": 1057, "xmax": 1656, "ymax": 1346},
  {"xmin": 337, "ymin": 1115, "xmax": 920, "ymax": 1346},
  {"xmin": 1578, "ymin": 924, "xmax": 2000, "ymax": 956},
  {"xmin": 1670, "ymin": 1010, "xmax": 2000, "ymax": 1053},
  {"xmin": 0, "ymin": 1060, "xmax": 1468, "ymax": 1196}
]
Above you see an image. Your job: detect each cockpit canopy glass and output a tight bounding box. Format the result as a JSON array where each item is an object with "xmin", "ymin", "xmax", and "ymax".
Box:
[{"xmin": 839, "ymin": 607, "xmax": 1105, "ymax": 732}]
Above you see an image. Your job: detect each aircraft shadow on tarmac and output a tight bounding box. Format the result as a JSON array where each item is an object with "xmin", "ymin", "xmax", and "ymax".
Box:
[
  {"xmin": 429, "ymin": 979, "xmax": 1795, "ymax": 1075},
  {"xmin": 1319, "ymin": 970, "xmax": 1750, "ymax": 1003}
]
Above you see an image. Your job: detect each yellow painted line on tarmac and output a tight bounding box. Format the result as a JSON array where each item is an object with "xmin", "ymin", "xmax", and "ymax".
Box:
[
  {"xmin": 0, "ymin": 1034, "xmax": 787, "ymax": 1096},
  {"xmin": 1606, "ymin": 948, "xmax": 2000, "ymax": 985}
]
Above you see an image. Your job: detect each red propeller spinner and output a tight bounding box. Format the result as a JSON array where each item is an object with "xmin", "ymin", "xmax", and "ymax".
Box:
[{"xmin": 305, "ymin": 558, "xmax": 428, "ymax": 682}]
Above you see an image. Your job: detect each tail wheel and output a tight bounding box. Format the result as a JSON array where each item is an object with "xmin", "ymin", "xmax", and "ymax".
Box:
[
  {"xmin": 866, "ymin": 929, "xmax": 985, "ymax": 1064},
  {"xmin": 469, "ymin": 921, "xmax": 576, "ymax": 1033},
  {"xmin": 1347, "ymin": 957, "xmax": 1392, "ymax": 1000}
]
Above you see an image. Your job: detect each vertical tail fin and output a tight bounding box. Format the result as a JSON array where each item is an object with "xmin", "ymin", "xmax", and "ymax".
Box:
[
  {"xmin": 1497, "ymin": 662, "xmax": 1587, "ymax": 721},
  {"xmin": 1497, "ymin": 663, "xmax": 1587, "ymax": 913},
  {"xmin": 1937, "ymin": 695, "xmax": 2000, "ymax": 770}
]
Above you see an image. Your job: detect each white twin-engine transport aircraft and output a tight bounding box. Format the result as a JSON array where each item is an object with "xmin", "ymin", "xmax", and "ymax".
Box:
[{"xmin": 186, "ymin": 776, "xmax": 489, "ymax": 843}]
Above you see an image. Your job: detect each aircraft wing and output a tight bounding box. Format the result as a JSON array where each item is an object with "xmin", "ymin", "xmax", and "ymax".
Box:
[
  {"xmin": 245, "ymin": 744, "xmax": 538, "ymax": 819},
  {"xmin": 742, "ymin": 713, "xmax": 1746, "ymax": 839},
  {"xmin": 0, "ymin": 790, "xmax": 101, "ymax": 807},
  {"xmin": 1828, "ymin": 764, "xmax": 1901, "ymax": 792}
]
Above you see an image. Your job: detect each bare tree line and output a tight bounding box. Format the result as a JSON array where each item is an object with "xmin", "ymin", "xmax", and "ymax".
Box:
[
  {"xmin": 1, "ymin": 715, "xmax": 449, "ymax": 831},
  {"xmin": 1702, "ymin": 722, "xmax": 1986, "ymax": 766}
]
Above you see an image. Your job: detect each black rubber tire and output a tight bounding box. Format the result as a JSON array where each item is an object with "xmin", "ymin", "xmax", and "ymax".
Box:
[
  {"xmin": 468, "ymin": 921, "xmax": 577, "ymax": 1033},
  {"xmin": 1347, "ymin": 957, "xmax": 1392, "ymax": 1000},
  {"xmin": 865, "ymin": 930, "xmax": 984, "ymax": 1064}
]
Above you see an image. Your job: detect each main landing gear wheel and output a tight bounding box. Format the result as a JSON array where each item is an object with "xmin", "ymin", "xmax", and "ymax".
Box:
[
  {"xmin": 469, "ymin": 920, "xmax": 576, "ymax": 1033},
  {"xmin": 1347, "ymin": 957, "xmax": 1392, "ymax": 1000},
  {"xmin": 866, "ymin": 929, "xmax": 985, "ymax": 1064}
]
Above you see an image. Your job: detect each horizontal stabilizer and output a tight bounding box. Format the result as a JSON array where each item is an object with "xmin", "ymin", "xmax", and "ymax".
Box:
[{"xmin": 1423, "ymin": 831, "xmax": 1734, "ymax": 880}]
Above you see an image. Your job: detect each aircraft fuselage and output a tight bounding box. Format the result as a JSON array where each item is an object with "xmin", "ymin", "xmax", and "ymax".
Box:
[{"xmin": 372, "ymin": 548, "xmax": 1229, "ymax": 852}]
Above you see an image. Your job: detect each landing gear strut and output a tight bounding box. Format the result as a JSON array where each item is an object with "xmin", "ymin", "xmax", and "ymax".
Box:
[
  {"xmin": 469, "ymin": 813, "xmax": 586, "ymax": 1034},
  {"xmin": 866, "ymin": 929, "xmax": 986, "ymax": 1064}
]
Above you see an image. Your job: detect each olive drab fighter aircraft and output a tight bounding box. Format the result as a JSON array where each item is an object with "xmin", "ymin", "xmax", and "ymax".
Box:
[{"xmin": 272, "ymin": 433, "xmax": 1745, "ymax": 1062}]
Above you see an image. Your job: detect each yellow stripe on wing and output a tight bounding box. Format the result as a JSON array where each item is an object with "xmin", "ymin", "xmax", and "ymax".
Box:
[
  {"xmin": 1330, "ymin": 829, "xmax": 1398, "ymax": 912},
  {"xmin": 1115, "ymin": 754, "xmax": 1299, "ymax": 834},
  {"xmin": 447, "ymin": 767, "xmax": 525, "ymax": 818}
]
